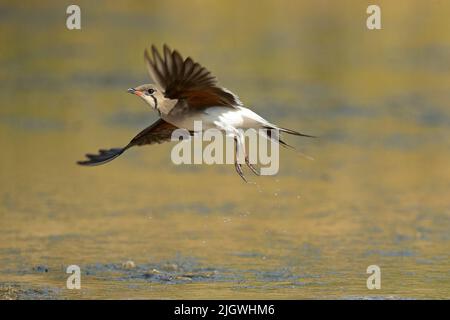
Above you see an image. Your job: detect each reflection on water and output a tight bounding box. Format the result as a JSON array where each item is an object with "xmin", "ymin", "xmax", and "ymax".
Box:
[{"xmin": 0, "ymin": 1, "xmax": 449, "ymax": 299}]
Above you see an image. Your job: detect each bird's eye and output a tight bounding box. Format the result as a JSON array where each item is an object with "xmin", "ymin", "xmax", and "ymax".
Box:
[{"xmin": 147, "ymin": 89, "xmax": 155, "ymax": 95}]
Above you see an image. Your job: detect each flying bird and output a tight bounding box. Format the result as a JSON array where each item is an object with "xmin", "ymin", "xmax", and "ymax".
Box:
[{"xmin": 77, "ymin": 44, "xmax": 314, "ymax": 181}]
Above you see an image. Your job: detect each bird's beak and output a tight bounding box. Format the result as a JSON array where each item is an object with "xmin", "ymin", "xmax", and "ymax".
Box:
[{"xmin": 127, "ymin": 88, "xmax": 142, "ymax": 96}]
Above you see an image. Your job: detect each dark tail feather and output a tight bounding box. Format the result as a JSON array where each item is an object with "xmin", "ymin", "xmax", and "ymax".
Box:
[
  {"xmin": 277, "ymin": 127, "xmax": 316, "ymax": 138},
  {"xmin": 77, "ymin": 148, "xmax": 125, "ymax": 166},
  {"xmin": 264, "ymin": 125, "xmax": 316, "ymax": 138},
  {"xmin": 266, "ymin": 129, "xmax": 294, "ymax": 149},
  {"xmin": 278, "ymin": 137, "xmax": 294, "ymax": 149}
]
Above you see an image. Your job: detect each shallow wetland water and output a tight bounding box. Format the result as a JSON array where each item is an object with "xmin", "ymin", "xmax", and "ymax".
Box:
[{"xmin": 0, "ymin": 1, "xmax": 449, "ymax": 299}]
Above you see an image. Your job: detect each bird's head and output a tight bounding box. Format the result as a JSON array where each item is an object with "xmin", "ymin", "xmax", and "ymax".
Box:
[{"xmin": 127, "ymin": 84, "xmax": 164, "ymax": 110}]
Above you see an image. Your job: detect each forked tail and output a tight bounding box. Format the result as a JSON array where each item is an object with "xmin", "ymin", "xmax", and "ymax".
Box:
[{"xmin": 276, "ymin": 126, "xmax": 316, "ymax": 138}]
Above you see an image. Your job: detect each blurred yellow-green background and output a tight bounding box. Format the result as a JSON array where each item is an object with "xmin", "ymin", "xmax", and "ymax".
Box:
[{"xmin": 0, "ymin": 0, "xmax": 449, "ymax": 299}]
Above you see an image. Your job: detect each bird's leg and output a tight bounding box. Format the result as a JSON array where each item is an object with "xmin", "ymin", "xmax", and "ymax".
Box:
[
  {"xmin": 234, "ymin": 137, "xmax": 247, "ymax": 182},
  {"xmin": 245, "ymin": 154, "xmax": 260, "ymax": 176},
  {"xmin": 237, "ymin": 132, "xmax": 260, "ymax": 176}
]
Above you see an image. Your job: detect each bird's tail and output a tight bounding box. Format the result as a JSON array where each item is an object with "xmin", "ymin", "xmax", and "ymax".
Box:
[
  {"xmin": 259, "ymin": 128, "xmax": 293, "ymax": 149},
  {"xmin": 260, "ymin": 126, "xmax": 315, "ymax": 160},
  {"xmin": 276, "ymin": 127, "xmax": 316, "ymax": 138},
  {"xmin": 263, "ymin": 125, "xmax": 316, "ymax": 138}
]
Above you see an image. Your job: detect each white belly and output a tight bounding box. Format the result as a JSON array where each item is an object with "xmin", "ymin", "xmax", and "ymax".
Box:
[{"xmin": 163, "ymin": 106, "xmax": 270, "ymax": 132}]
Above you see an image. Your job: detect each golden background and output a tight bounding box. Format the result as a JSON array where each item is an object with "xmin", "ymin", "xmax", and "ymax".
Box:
[{"xmin": 0, "ymin": 0, "xmax": 449, "ymax": 298}]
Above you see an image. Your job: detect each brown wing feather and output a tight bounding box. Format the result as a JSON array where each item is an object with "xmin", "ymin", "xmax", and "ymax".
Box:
[
  {"xmin": 144, "ymin": 44, "xmax": 242, "ymax": 108},
  {"xmin": 129, "ymin": 118, "xmax": 178, "ymax": 146},
  {"xmin": 77, "ymin": 119, "xmax": 178, "ymax": 166}
]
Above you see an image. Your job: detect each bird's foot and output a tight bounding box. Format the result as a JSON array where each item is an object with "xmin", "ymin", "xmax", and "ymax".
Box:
[
  {"xmin": 235, "ymin": 161, "xmax": 248, "ymax": 183},
  {"xmin": 245, "ymin": 157, "xmax": 260, "ymax": 176}
]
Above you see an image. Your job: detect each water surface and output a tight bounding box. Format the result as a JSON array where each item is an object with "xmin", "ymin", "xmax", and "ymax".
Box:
[{"xmin": 0, "ymin": 1, "xmax": 449, "ymax": 299}]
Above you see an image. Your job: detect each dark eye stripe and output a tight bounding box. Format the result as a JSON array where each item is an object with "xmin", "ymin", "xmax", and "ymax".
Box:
[{"xmin": 151, "ymin": 95, "xmax": 158, "ymax": 109}]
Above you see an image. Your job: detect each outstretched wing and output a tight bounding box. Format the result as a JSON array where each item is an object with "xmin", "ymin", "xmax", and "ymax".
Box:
[
  {"xmin": 127, "ymin": 117, "xmax": 178, "ymax": 146},
  {"xmin": 144, "ymin": 44, "xmax": 242, "ymax": 109},
  {"xmin": 77, "ymin": 119, "xmax": 178, "ymax": 166}
]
